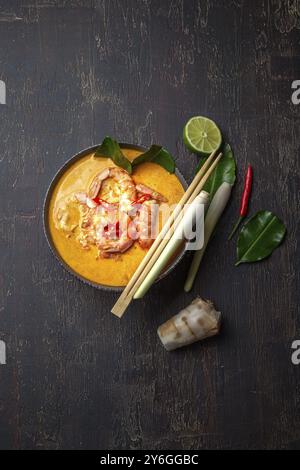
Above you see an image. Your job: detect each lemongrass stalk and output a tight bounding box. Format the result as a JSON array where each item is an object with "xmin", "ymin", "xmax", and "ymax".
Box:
[
  {"xmin": 133, "ymin": 191, "xmax": 210, "ymax": 299},
  {"xmin": 184, "ymin": 182, "xmax": 233, "ymax": 292}
]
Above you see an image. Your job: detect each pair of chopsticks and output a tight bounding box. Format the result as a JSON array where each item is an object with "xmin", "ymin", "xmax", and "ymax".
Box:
[{"xmin": 111, "ymin": 149, "xmax": 222, "ymax": 318}]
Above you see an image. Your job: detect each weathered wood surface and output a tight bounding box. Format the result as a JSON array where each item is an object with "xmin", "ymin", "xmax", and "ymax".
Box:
[{"xmin": 0, "ymin": 0, "xmax": 299, "ymax": 450}]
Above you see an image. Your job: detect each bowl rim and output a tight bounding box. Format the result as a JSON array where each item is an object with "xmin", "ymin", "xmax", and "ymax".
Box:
[{"xmin": 43, "ymin": 143, "xmax": 188, "ymax": 292}]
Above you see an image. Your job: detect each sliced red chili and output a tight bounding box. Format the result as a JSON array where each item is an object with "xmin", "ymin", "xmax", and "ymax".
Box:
[
  {"xmin": 115, "ymin": 221, "xmax": 120, "ymax": 238},
  {"xmin": 131, "ymin": 194, "xmax": 152, "ymax": 205},
  {"xmin": 92, "ymin": 196, "xmax": 106, "ymax": 205}
]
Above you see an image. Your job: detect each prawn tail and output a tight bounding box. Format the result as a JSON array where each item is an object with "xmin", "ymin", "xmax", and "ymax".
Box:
[{"xmin": 135, "ymin": 183, "xmax": 168, "ymax": 202}]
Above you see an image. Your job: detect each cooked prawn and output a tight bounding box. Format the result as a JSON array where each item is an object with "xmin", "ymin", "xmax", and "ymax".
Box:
[
  {"xmin": 89, "ymin": 167, "xmax": 136, "ymax": 211},
  {"xmin": 95, "ymin": 210, "xmax": 135, "ymax": 258},
  {"xmin": 57, "ymin": 167, "xmax": 168, "ymax": 256},
  {"xmin": 133, "ymin": 184, "xmax": 167, "ymax": 249},
  {"xmin": 135, "ymin": 183, "xmax": 167, "ymax": 203},
  {"xmin": 75, "ymin": 193, "xmax": 135, "ymax": 257}
]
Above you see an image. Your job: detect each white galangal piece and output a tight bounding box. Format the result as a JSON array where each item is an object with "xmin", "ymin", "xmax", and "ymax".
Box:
[{"xmin": 157, "ymin": 297, "xmax": 221, "ymax": 351}]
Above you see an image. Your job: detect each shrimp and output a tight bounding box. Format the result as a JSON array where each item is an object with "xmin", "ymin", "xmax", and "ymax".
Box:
[
  {"xmin": 89, "ymin": 167, "xmax": 136, "ymax": 211},
  {"xmin": 96, "ymin": 210, "xmax": 135, "ymax": 258},
  {"xmin": 135, "ymin": 183, "xmax": 167, "ymax": 203},
  {"xmin": 75, "ymin": 192, "xmax": 98, "ymax": 208},
  {"xmin": 76, "ymin": 169, "xmax": 136, "ymax": 256},
  {"xmin": 134, "ymin": 202, "xmax": 158, "ymax": 249},
  {"xmin": 133, "ymin": 184, "xmax": 167, "ymax": 249},
  {"xmin": 75, "ymin": 193, "xmax": 135, "ymax": 257},
  {"xmin": 60, "ymin": 168, "xmax": 168, "ymax": 255}
]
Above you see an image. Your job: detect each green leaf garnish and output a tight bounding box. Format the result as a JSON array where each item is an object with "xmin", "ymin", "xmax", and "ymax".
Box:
[
  {"xmin": 195, "ymin": 142, "xmax": 236, "ymax": 199},
  {"xmin": 132, "ymin": 145, "xmax": 175, "ymax": 173},
  {"xmin": 94, "ymin": 138, "xmax": 176, "ymax": 174},
  {"xmin": 95, "ymin": 137, "xmax": 132, "ymax": 174},
  {"xmin": 235, "ymin": 210, "xmax": 286, "ymax": 265},
  {"xmin": 131, "ymin": 145, "xmax": 161, "ymax": 166},
  {"xmin": 151, "ymin": 148, "xmax": 176, "ymax": 173}
]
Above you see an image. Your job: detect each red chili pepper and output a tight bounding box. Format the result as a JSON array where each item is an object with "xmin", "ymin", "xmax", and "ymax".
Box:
[
  {"xmin": 115, "ymin": 221, "xmax": 120, "ymax": 238},
  {"xmin": 92, "ymin": 196, "xmax": 107, "ymax": 205},
  {"xmin": 228, "ymin": 164, "xmax": 253, "ymax": 240},
  {"xmin": 92, "ymin": 197, "xmax": 101, "ymax": 205}
]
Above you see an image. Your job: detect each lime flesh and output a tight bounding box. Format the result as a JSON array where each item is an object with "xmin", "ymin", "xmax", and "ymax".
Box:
[{"xmin": 183, "ymin": 116, "xmax": 222, "ymax": 155}]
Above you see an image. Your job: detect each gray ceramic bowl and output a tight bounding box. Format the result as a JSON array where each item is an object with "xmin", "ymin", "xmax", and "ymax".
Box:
[{"xmin": 43, "ymin": 143, "xmax": 188, "ymax": 291}]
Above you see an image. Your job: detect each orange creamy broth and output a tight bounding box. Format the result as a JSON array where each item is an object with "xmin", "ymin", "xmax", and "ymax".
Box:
[{"xmin": 49, "ymin": 148, "xmax": 185, "ymax": 287}]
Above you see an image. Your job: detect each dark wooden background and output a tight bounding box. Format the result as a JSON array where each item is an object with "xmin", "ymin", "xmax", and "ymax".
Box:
[{"xmin": 0, "ymin": 0, "xmax": 299, "ymax": 450}]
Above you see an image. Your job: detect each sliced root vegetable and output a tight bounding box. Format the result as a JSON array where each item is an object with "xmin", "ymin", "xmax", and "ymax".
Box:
[{"xmin": 157, "ymin": 297, "xmax": 221, "ymax": 351}]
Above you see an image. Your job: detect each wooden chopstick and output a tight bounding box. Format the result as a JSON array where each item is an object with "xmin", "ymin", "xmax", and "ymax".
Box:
[
  {"xmin": 111, "ymin": 151, "xmax": 216, "ymax": 316},
  {"xmin": 111, "ymin": 149, "xmax": 222, "ymax": 317},
  {"xmin": 126, "ymin": 152, "xmax": 222, "ymax": 299},
  {"xmin": 111, "ymin": 150, "xmax": 222, "ymax": 317}
]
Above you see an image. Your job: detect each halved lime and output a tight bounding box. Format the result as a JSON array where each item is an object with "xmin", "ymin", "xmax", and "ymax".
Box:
[{"xmin": 183, "ymin": 116, "xmax": 222, "ymax": 155}]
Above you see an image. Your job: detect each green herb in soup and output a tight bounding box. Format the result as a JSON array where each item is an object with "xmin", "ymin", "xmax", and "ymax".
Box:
[
  {"xmin": 132, "ymin": 145, "xmax": 175, "ymax": 173},
  {"xmin": 95, "ymin": 137, "xmax": 176, "ymax": 174},
  {"xmin": 95, "ymin": 137, "xmax": 132, "ymax": 173}
]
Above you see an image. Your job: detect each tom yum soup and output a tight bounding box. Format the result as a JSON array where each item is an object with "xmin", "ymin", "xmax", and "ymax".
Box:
[{"xmin": 48, "ymin": 146, "xmax": 185, "ymax": 287}]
